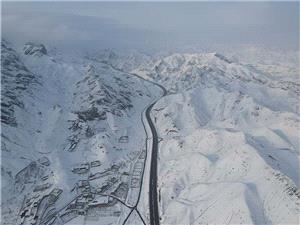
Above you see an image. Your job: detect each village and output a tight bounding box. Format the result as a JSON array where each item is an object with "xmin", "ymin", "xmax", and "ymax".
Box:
[{"xmin": 16, "ymin": 130, "xmax": 147, "ymax": 225}]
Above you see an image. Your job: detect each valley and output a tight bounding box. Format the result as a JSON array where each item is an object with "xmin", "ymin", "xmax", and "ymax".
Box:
[{"xmin": 1, "ymin": 40, "xmax": 299, "ymax": 225}]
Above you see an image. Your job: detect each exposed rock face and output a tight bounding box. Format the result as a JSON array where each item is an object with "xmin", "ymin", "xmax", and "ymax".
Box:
[
  {"xmin": 66, "ymin": 64, "xmax": 136, "ymax": 151},
  {"xmin": 75, "ymin": 107, "xmax": 107, "ymax": 121},
  {"xmin": 23, "ymin": 42, "xmax": 47, "ymax": 56},
  {"xmin": 1, "ymin": 40, "xmax": 38, "ymax": 127},
  {"xmin": 214, "ymin": 52, "xmax": 233, "ymax": 64},
  {"xmin": 73, "ymin": 65, "xmax": 133, "ymax": 119}
]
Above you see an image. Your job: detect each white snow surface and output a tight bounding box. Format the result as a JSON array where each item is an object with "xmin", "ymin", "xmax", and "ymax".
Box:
[
  {"xmin": 1, "ymin": 40, "xmax": 299, "ymax": 225},
  {"xmin": 139, "ymin": 52, "xmax": 300, "ymax": 225},
  {"xmin": 1, "ymin": 40, "xmax": 161, "ymax": 225}
]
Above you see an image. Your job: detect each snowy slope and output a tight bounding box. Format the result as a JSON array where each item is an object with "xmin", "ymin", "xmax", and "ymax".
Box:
[
  {"xmin": 1, "ymin": 39, "xmax": 299, "ymax": 225},
  {"xmin": 140, "ymin": 53, "xmax": 300, "ymax": 225},
  {"xmin": 1, "ymin": 40, "xmax": 160, "ymax": 225}
]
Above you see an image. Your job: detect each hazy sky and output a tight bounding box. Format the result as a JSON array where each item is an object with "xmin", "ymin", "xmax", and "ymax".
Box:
[{"xmin": 2, "ymin": 2, "xmax": 299, "ymax": 53}]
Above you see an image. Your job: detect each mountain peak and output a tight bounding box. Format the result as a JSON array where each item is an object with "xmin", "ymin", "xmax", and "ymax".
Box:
[
  {"xmin": 23, "ymin": 42, "xmax": 47, "ymax": 57},
  {"xmin": 213, "ymin": 52, "xmax": 232, "ymax": 64}
]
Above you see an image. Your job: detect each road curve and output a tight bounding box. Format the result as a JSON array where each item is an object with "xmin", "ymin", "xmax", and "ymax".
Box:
[
  {"xmin": 101, "ymin": 61, "xmax": 166, "ymax": 225},
  {"xmin": 146, "ymin": 84, "xmax": 167, "ymax": 225}
]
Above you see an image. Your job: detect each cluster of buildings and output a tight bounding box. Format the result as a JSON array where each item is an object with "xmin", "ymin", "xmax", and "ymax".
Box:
[
  {"xmin": 68, "ymin": 161, "xmax": 125, "ymax": 213},
  {"xmin": 71, "ymin": 160, "xmax": 101, "ymax": 175},
  {"xmin": 130, "ymin": 151, "xmax": 145, "ymax": 188},
  {"xmin": 62, "ymin": 178, "xmax": 123, "ymax": 221},
  {"xmin": 15, "ymin": 122, "xmax": 152, "ymax": 224}
]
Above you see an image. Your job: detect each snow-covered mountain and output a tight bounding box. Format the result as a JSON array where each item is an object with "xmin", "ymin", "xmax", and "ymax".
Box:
[
  {"xmin": 1, "ymin": 40, "xmax": 40, "ymax": 127},
  {"xmin": 130, "ymin": 52, "xmax": 299, "ymax": 224},
  {"xmin": 1, "ymin": 39, "xmax": 299, "ymax": 225},
  {"xmin": 1, "ymin": 40, "xmax": 161, "ymax": 225}
]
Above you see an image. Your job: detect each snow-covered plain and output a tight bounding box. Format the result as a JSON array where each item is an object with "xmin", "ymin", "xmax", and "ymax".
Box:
[{"xmin": 1, "ymin": 39, "xmax": 299, "ymax": 225}]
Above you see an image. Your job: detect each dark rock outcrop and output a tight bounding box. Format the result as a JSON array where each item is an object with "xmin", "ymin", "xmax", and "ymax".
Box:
[
  {"xmin": 23, "ymin": 42, "xmax": 47, "ymax": 56},
  {"xmin": 1, "ymin": 40, "xmax": 38, "ymax": 127}
]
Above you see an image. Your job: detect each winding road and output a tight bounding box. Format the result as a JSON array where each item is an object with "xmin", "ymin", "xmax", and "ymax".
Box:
[
  {"xmin": 97, "ymin": 61, "xmax": 167, "ymax": 225},
  {"xmin": 145, "ymin": 85, "xmax": 167, "ymax": 225}
]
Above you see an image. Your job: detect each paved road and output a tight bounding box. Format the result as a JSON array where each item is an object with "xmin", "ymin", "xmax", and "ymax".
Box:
[
  {"xmin": 101, "ymin": 61, "xmax": 167, "ymax": 225},
  {"xmin": 145, "ymin": 84, "xmax": 167, "ymax": 225}
]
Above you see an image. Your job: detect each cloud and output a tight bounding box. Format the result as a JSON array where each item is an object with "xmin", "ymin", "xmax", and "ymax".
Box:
[
  {"xmin": 2, "ymin": 2, "xmax": 299, "ymax": 53},
  {"xmin": 2, "ymin": 10, "xmax": 158, "ymax": 52}
]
